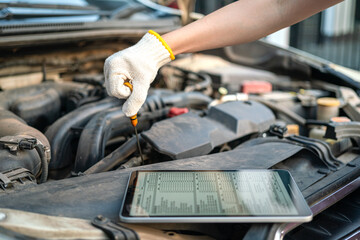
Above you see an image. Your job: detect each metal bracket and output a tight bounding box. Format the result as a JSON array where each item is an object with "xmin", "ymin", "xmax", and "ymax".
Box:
[
  {"xmin": 324, "ymin": 122, "xmax": 360, "ymax": 140},
  {"xmin": 0, "ymin": 173, "xmax": 11, "ymax": 188},
  {"xmin": 268, "ymin": 123, "xmax": 287, "ymax": 138},
  {"xmin": 287, "ymin": 135, "xmax": 344, "ymax": 170},
  {"xmin": 92, "ymin": 215, "xmax": 139, "ymax": 240},
  {"xmin": 0, "ymin": 168, "xmax": 35, "ymax": 190}
]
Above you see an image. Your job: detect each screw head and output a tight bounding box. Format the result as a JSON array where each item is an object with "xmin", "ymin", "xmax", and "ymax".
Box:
[{"xmin": 0, "ymin": 212, "xmax": 6, "ymax": 221}]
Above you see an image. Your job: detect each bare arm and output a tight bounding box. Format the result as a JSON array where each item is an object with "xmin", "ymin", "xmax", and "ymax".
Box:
[
  {"xmin": 104, "ymin": 0, "xmax": 342, "ymax": 116},
  {"xmin": 162, "ymin": 0, "xmax": 342, "ymax": 55}
]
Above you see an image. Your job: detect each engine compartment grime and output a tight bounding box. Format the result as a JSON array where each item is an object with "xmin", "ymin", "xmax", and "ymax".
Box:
[{"xmin": 0, "ymin": 40, "xmax": 359, "ymax": 240}]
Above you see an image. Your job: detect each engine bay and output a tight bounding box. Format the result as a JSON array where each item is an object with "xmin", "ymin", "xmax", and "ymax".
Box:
[{"xmin": 0, "ymin": 39, "xmax": 359, "ymax": 239}]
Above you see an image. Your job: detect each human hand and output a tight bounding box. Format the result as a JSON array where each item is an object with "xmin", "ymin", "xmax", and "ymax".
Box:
[{"xmin": 104, "ymin": 30, "xmax": 174, "ymax": 117}]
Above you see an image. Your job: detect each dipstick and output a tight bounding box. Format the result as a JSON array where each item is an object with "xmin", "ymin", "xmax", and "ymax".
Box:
[{"xmin": 123, "ymin": 81, "xmax": 144, "ymax": 165}]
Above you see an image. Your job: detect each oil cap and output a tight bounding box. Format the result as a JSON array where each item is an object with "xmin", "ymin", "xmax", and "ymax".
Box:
[
  {"xmin": 317, "ymin": 97, "xmax": 340, "ymax": 107},
  {"xmin": 316, "ymin": 97, "xmax": 340, "ymax": 121}
]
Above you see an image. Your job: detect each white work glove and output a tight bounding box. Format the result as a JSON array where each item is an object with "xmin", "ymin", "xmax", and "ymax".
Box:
[{"xmin": 104, "ymin": 30, "xmax": 174, "ymax": 117}]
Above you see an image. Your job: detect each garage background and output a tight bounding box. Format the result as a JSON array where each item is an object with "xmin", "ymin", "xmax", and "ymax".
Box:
[{"xmin": 195, "ymin": 0, "xmax": 360, "ymax": 71}]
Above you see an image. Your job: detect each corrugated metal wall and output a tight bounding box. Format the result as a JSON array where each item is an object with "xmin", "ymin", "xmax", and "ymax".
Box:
[
  {"xmin": 196, "ymin": 0, "xmax": 360, "ymax": 71},
  {"xmin": 290, "ymin": 0, "xmax": 360, "ymax": 70}
]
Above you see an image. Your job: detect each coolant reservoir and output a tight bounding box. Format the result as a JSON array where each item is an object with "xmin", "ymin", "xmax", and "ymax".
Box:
[
  {"xmin": 309, "ymin": 127, "xmax": 326, "ymax": 140},
  {"xmin": 317, "ymin": 97, "xmax": 340, "ymax": 121}
]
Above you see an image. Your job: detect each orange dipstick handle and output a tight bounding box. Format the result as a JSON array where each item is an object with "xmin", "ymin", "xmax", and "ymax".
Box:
[{"xmin": 123, "ymin": 81, "xmax": 138, "ymax": 127}]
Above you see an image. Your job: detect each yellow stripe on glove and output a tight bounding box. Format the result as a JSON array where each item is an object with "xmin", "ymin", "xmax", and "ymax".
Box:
[{"xmin": 148, "ymin": 30, "xmax": 175, "ymax": 60}]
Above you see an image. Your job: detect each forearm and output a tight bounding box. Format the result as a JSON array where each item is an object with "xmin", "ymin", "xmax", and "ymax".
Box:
[{"xmin": 162, "ymin": 0, "xmax": 342, "ymax": 55}]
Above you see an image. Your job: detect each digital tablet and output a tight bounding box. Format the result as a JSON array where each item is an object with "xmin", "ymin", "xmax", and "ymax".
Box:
[{"xmin": 119, "ymin": 170, "xmax": 313, "ymax": 223}]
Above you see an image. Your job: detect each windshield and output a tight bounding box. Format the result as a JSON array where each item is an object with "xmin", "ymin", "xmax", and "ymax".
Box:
[
  {"xmin": 0, "ymin": 0, "xmax": 178, "ymax": 36},
  {"xmin": 0, "ymin": 0, "xmax": 117, "ymax": 9}
]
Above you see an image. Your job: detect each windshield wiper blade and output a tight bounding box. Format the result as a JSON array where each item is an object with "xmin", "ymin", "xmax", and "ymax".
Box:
[
  {"xmin": 0, "ymin": 1, "xmax": 98, "ymax": 11},
  {"xmin": 0, "ymin": 7, "xmax": 111, "ymax": 19}
]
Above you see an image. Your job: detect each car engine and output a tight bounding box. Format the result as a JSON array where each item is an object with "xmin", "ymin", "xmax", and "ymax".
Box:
[{"xmin": 0, "ymin": 36, "xmax": 359, "ymax": 240}]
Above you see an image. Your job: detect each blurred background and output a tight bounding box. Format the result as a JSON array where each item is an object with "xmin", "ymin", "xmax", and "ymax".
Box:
[
  {"xmin": 194, "ymin": 0, "xmax": 360, "ymax": 71},
  {"xmin": 1, "ymin": 0, "xmax": 359, "ymax": 70}
]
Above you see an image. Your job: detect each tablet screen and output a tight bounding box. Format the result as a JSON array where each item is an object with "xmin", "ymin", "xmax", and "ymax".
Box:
[{"xmin": 120, "ymin": 170, "xmax": 312, "ymax": 223}]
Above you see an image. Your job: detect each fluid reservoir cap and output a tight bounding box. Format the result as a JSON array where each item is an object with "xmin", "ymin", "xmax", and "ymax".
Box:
[
  {"xmin": 317, "ymin": 97, "xmax": 340, "ymax": 107},
  {"xmin": 330, "ymin": 116, "xmax": 351, "ymax": 123},
  {"xmin": 167, "ymin": 107, "xmax": 189, "ymax": 118},
  {"xmin": 241, "ymin": 80, "xmax": 272, "ymax": 94},
  {"xmin": 286, "ymin": 124, "xmax": 299, "ymax": 135}
]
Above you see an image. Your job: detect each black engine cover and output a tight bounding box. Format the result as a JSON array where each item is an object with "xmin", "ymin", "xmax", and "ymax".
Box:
[{"xmin": 142, "ymin": 101, "xmax": 275, "ymax": 159}]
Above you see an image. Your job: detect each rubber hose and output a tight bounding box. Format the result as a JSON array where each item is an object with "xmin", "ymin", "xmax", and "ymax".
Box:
[
  {"xmin": 74, "ymin": 105, "xmax": 169, "ymax": 172},
  {"xmin": 45, "ymin": 97, "xmax": 121, "ymax": 170},
  {"xmin": 0, "ymin": 110, "xmax": 50, "ymax": 179},
  {"xmin": 84, "ymin": 136, "xmax": 142, "ymax": 174},
  {"xmin": 35, "ymin": 144, "xmax": 48, "ymax": 183},
  {"xmin": 162, "ymin": 91, "xmax": 212, "ymax": 108},
  {"xmin": 0, "ymin": 81, "xmax": 91, "ymax": 110}
]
